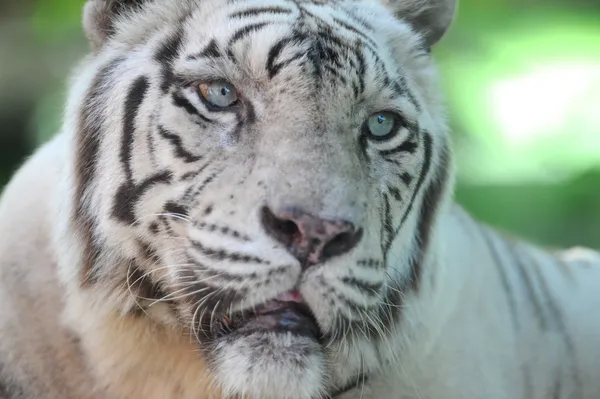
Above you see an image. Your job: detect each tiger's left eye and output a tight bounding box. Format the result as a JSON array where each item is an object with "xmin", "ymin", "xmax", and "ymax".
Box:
[
  {"xmin": 365, "ymin": 111, "xmax": 403, "ymax": 141},
  {"xmin": 198, "ymin": 81, "xmax": 238, "ymax": 109}
]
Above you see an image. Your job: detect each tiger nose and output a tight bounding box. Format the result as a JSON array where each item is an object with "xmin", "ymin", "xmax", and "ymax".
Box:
[{"xmin": 260, "ymin": 206, "xmax": 363, "ymax": 268}]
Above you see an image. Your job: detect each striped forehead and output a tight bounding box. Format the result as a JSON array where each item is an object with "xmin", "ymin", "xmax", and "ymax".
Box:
[{"xmin": 170, "ymin": 0, "xmax": 407, "ymax": 99}]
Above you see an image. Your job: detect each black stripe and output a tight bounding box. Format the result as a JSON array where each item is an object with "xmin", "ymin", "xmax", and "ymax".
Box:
[
  {"xmin": 171, "ymin": 93, "xmax": 213, "ymax": 123},
  {"xmin": 146, "ymin": 116, "xmax": 157, "ymax": 167},
  {"xmin": 136, "ymin": 239, "xmax": 160, "ymax": 263},
  {"xmin": 380, "ymin": 193, "xmax": 393, "ymax": 252},
  {"xmin": 327, "ymin": 271, "xmax": 408, "ymax": 342},
  {"xmin": 389, "ymin": 187, "xmax": 402, "ymax": 202},
  {"xmin": 356, "ymin": 259, "xmax": 383, "ymax": 269},
  {"xmin": 364, "ymin": 45, "xmax": 390, "ymax": 87},
  {"xmin": 266, "ymin": 34, "xmax": 308, "ymax": 79},
  {"xmin": 391, "ymin": 81, "xmax": 405, "ymax": 98},
  {"xmin": 341, "ymin": 276, "xmax": 382, "ymax": 297},
  {"xmin": 127, "ymin": 261, "xmax": 167, "ymax": 302},
  {"xmin": 178, "ymin": 267, "xmax": 247, "ymax": 341},
  {"xmin": 227, "ymin": 22, "xmax": 270, "ymax": 53},
  {"xmin": 479, "ymin": 227, "xmax": 536, "ymax": 399},
  {"xmin": 391, "ymin": 77, "xmax": 421, "ymax": 112},
  {"xmin": 163, "ymin": 201, "xmax": 189, "ymax": 219},
  {"xmin": 0, "ymin": 370, "xmax": 28, "ymax": 399},
  {"xmin": 230, "ymin": 6, "xmax": 292, "ymax": 18},
  {"xmin": 112, "ymin": 171, "xmax": 173, "ymax": 224},
  {"xmin": 307, "ymin": 39, "xmax": 324, "ymax": 81},
  {"xmin": 155, "ymin": 29, "xmax": 184, "ymax": 93},
  {"xmin": 121, "ymin": 76, "xmax": 150, "ymax": 182},
  {"xmin": 186, "ymin": 171, "xmax": 221, "ymax": 208},
  {"xmin": 155, "ymin": 30, "xmax": 184, "ymax": 63},
  {"xmin": 193, "ymin": 222, "xmax": 251, "ymax": 242},
  {"xmin": 480, "ymin": 226, "xmax": 520, "ymax": 329},
  {"xmin": 324, "ymin": 64, "xmax": 345, "ymax": 83},
  {"xmin": 157, "ymin": 126, "xmax": 203, "ymax": 163},
  {"xmin": 332, "ymin": 17, "xmax": 378, "ymax": 49},
  {"xmin": 399, "ymin": 172, "xmax": 413, "ymax": 186},
  {"xmin": 404, "ymin": 82, "xmax": 421, "ymax": 112},
  {"xmin": 191, "ymin": 240, "xmax": 271, "ymax": 265},
  {"xmin": 383, "ymin": 131, "xmax": 431, "ymax": 256},
  {"xmin": 379, "ymin": 139, "xmax": 418, "ymax": 157},
  {"xmin": 527, "ymin": 254, "xmax": 582, "ymax": 397},
  {"xmin": 187, "ymin": 39, "xmax": 222, "ymax": 60},
  {"xmin": 180, "ymin": 158, "xmax": 214, "ymax": 182},
  {"xmin": 355, "ymin": 42, "xmax": 366, "ymax": 95},
  {"xmin": 185, "ymin": 259, "xmax": 261, "ymax": 282},
  {"xmin": 335, "ymin": 293, "xmax": 372, "ymax": 313},
  {"xmin": 73, "ymin": 57, "xmax": 125, "ymax": 284},
  {"xmin": 552, "ymin": 369, "xmax": 562, "ymax": 399},
  {"xmin": 406, "ymin": 143, "xmax": 450, "ymax": 292},
  {"xmin": 503, "ymin": 238, "xmax": 549, "ymax": 330}
]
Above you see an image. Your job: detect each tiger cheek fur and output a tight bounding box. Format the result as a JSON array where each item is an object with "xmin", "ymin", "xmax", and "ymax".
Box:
[{"xmin": 68, "ymin": 0, "xmax": 452, "ymax": 398}]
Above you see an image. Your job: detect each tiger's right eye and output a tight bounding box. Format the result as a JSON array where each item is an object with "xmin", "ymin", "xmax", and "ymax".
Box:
[{"xmin": 198, "ymin": 81, "xmax": 239, "ymax": 109}]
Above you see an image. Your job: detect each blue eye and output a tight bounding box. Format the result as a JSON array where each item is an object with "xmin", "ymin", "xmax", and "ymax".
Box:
[
  {"xmin": 365, "ymin": 111, "xmax": 401, "ymax": 140},
  {"xmin": 198, "ymin": 81, "xmax": 238, "ymax": 109}
]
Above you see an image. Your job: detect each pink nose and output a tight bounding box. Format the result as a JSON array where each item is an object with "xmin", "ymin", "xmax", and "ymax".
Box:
[{"xmin": 261, "ymin": 206, "xmax": 363, "ymax": 268}]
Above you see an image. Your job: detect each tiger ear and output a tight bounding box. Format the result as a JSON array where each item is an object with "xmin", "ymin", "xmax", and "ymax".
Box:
[
  {"xmin": 379, "ymin": 0, "xmax": 457, "ymax": 46},
  {"xmin": 83, "ymin": 0, "xmax": 150, "ymax": 50}
]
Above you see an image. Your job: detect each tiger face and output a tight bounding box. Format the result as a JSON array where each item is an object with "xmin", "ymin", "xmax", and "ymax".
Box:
[{"xmin": 73, "ymin": 0, "xmax": 455, "ymax": 397}]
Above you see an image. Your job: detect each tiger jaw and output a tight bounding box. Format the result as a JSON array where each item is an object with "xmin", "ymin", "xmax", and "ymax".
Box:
[{"xmin": 196, "ymin": 288, "xmax": 333, "ymax": 399}]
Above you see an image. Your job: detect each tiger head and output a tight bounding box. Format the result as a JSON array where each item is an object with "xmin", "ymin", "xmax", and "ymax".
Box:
[{"xmin": 65, "ymin": 0, "xmax": 456, "ymax": 397}]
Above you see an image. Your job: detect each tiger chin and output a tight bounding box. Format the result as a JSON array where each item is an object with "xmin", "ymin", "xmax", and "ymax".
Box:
[{"xmin": 1, "ymin": 0, "xmax": 600, "ymax": 398}]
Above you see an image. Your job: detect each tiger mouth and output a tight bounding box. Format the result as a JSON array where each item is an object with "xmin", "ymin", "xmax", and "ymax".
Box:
[{"xmin": 213, "ymin": 292, "xmax": 321, "ymax": 340}]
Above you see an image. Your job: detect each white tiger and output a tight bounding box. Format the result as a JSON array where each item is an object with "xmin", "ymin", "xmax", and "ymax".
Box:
[{"xmin": 0, "ymin": 0, "xmax": 599, "ymax": 398}]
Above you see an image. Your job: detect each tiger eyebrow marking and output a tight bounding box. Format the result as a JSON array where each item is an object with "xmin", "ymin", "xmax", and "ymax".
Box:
[
  {"xmin": 227, "ymin": 22, "xmax": 271, "ymax": 58},
  {"xmin": 186, "ymin": 39, "xmax": 222, "ymax": 61},
  {"xmin": 265, "ymin": 33, "xmax": 308, "ymax": 79}
]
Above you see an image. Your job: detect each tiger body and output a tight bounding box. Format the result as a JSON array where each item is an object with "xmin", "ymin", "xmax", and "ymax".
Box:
[{"xmin": 0, "ymin": 0, "xmax": 599, "ymax": 398}]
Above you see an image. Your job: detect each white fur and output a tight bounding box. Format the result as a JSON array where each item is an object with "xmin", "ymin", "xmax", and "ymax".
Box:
[{"xmin": 0, "ymin": 0, "xmax": 599, "ymax": 398}]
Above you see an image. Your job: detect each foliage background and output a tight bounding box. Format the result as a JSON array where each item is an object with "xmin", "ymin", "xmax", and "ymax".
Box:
[{"xmin": 1, "ymin": 0, "xmax": 599, "ymax": 248}]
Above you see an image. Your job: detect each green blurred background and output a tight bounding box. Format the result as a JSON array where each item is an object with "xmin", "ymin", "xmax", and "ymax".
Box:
[{"xmin": 0, "ymin": 0, "xmax": 599, "ymax": 248}]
